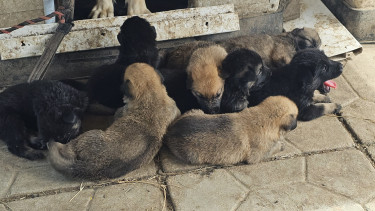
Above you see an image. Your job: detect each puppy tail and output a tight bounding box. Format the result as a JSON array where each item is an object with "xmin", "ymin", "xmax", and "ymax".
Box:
[{"xmin": 47, "ymin": 141, "xmax": 76, "ymax": 177}]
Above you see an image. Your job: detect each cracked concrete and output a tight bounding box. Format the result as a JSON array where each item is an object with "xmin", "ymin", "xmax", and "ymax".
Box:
[{"xmin": 0, "ymin": 36, "xmax": 375, "ymax": 211}]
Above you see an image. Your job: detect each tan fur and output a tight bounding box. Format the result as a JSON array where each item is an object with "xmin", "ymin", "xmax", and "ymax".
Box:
[
  {"xmin": 48, "ymin": 63, "xmax": 180, "ymax": 180},
  {"xmin": 164, "ymin": 96, "xmax": 298, "ymax": 165},
  {"xmin": 187, "ymin": 45, "xmax": 228, "ymax": 98},
  {"xmin": 218, "ymin": 28, "xmax": 321, "ymax": 68},
  {"xmin": 163, "ymin": 41, "xmax": 216, "ymax": 69}
]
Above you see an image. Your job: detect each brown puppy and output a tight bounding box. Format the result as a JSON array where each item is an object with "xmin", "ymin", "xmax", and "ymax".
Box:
[
  {"xmin": 186, "ymin": 45, "xmax": 228, "ymax": 114},
  {"xmin": 162, "ymin": 41, "xmax": 215, "ymax": 70},
  {"xmin": 217, "ymin": 28, "xmax": 321, "ymax": 68},
  {"xmin": 48, "ymin": 63, "xmax": 180, "ymax": 180},
  {"xmin": 165, "ymin": 96, "xmax": 298, "ymax": 165}
]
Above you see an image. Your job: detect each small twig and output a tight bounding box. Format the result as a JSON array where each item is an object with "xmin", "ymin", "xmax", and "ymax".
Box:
[
  {"xmin": 69, "ymin": 182, "xmax": 84, "ymax": 202},
  {"xmin": 326, "ymin": 114, "xmax": 375, "ymax": 124}
]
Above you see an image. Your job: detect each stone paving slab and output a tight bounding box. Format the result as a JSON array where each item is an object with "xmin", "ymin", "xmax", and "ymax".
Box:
[
  {"xmin": 367, "ymin": 146, "xmax": 375, "ymax": 160},
  {"xmin": 0, "ymin": 165, "xmax": 16, "ymax": 198},
  {"xmin": 237, "ymin": 183, "xmax": 363, "ymax": 211},
  {"xmin": 0, "ymin": 204, "xmax": 6, "ymax": 211},
  {"xmin": 167, "ymin": 169, "xmax": 249, "ymax": 211},
  {"xmin": 6, "ymin": 189, "xmax": 95, "ymax": 211},
  {"xmin": 341, "ymin": 99, "xmax": 375, "ymax": 145},
  {"xmin": 329, "ymin": 74, "xmax": 359, "ymax": 107},
  {"xmin": 286, "ymin": 116, "xmax": 355, "ymax": 152},
  {"xmin": 342, "ymin": 44, "xmax": 375, "ymax": 102},
  {"xmin": 365, "ymin": 198, "xmax": 375, "ymax": 211},
  {"xmin": 307, "ymin": 149, "xmax": 375, "ymax": 204},
  {"xmin": 227, "ymin": 157, "xmax": 305, "ymax": 189},
  {"xmin": 8, "ymin": 165, "xmax": 81, "ymax": 196},
  {"xmin": 0, "ymin": 142, "xmax": 49, "ymax": 170},
  {"xmin": 90, "ymin": 179, "xmax": 165, "ymax": 211}
]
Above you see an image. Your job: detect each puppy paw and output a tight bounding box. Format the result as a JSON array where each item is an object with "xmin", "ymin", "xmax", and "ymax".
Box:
[
  {"xmin": 313, "ymin": 90, "xmax": 331, "ymax": 103},
  {"xmin": 333, "ymin": 103, "xmax": 342, "ymax": 114},
  {"xmin": 89, "ymin": 0, "xmax": 114, "ymax": 19},
  {"xmin": 29, "ymin": 137, "xmax": 47, "ymax": 150}
]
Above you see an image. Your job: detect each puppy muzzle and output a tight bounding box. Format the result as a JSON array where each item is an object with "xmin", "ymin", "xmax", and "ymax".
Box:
[{"xmin": 198, "ymin": 99, "xmax": 221, "ymax": 114}]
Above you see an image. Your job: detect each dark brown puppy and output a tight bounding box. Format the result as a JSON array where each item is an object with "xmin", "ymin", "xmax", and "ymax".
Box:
[
  {"xmin": 165, "ymin": 96, "xmax": 298, "ymax": 165},
  {"xmin": 220, "ymin": 48, "xmax": 271, "ymax": 113},
  {"xmin": 248, "ymin": 49, "xmax": 343, "ymax": 121},
  {"xmin": 217, "ymin": 28, "xmax": 321, "ymax": 69},
  {"xmin": 48, "ymin": 63, "xmax": 180, "ymax": 180}
]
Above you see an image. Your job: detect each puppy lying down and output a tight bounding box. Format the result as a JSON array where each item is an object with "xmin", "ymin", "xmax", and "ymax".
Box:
[
  {"xmin": 165, "ymin": 96, "xmax": 298, "ymax": 165},
  {"xmin": 248, "ymin": 49, "xmax": 343, "ymax": 121},
  {"xmin": 48, "ymin": 63, "xmax": 180, "ymax": 180},
  {"xmin": 0, "ymin": 81, "xmax": 88, "ymax": 160}
]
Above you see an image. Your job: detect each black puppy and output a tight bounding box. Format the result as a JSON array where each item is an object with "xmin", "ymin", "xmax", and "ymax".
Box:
[
  {"xmin": 87, "ymin": 16, "xmax": 159, "ymax": 109},
  {"xmin": 248, "ymin": 49, "xmax": 343, "ymax": 121},
  {"xmin": 220, "ymin": 49, "xmax": 271, "ymax": 113},
  {"xmin": 0, "ymin": 80, "xmax": 88, "ymax": 160}
]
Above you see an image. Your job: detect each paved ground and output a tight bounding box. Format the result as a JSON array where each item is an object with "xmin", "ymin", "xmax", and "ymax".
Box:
[{"xmin": 0, "ymin": 44, "xmax": 375, "ymax": 210}]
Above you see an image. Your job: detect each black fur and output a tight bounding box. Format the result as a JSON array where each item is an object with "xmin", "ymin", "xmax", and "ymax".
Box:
[
  {"xmin": 248, "ymin": 49, "xmax": 343, "ymax": 121},
  {"xmin": 220, "ymin": 49, "xmax": 271, "ymax": 113},
  {"xmin": 86, "ymin": 16, "xmax": 159, "ymax": 108},
  {"xmin": 0, "ymin": 80, "xmax": 88, "ymax": 160}
]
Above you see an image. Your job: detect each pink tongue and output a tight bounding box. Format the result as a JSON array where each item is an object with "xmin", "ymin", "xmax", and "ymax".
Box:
[{"xmin": 324, "ymin": 80, "xmax": 337, "ymax": 89}]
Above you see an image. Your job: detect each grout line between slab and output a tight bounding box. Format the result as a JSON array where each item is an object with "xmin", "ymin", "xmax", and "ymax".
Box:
[
  {"xmin": 155, "ymin": 153, "xmax": 177, "ymax": 211},
  {"xmin": 338, "ymin": 115, "xmax": 375, "ymax": 169}
]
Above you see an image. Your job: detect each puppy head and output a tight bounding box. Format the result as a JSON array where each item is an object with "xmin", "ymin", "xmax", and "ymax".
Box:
[
  {"xmin": 33, "ymin": 82, "xmax": 88, "ymax": 144},
  {"xmin": 222, "ymin": 48, "xmax": 271, "ymax": 93},
  {"xmin": 117, "ymin": 16, "xmax": 158, "ymax": 67},
  {"xmin": 117, "ymin": 16, "xmax": 156, "ymax": 46},
  {"xmin": 260, "ymin": 96, "xmax": 298, "ymax": 133},
  {"xmin": 290, "ymin": 49, "xmax": 343, "ymax": 91},
  {"xmin": 121, "ymin": 63, "xmax": 164, "ymax": 103},
  {"xmin": 186, "ymin": 45, "xmax": 228, "ymax": 114},
  {"xmin": 289, "ymin": 27, "xmax": 322, "ymax": 51}
]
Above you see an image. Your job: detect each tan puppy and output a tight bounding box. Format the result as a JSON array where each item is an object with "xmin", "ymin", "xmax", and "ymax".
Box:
[
  {"xmin": 217, "ymin": 28, "xmax": 321, "ymax": 68},
  {"xmin": 48, "ymin": 63, "xmax": 180, "ymax": 180},
  {"xmin": 90, "ymin": 0, "xmax": 151, "ymax": 18},
  {"xmin": 165, "ymin": 96, "xmax": 298, "ymax": 165},
  {"xmin": 162, "ymin": 41, "xmax": 215, "ymax": 70},
  {"xmin": 186, "ymin": 45, "xmax": 228, "ymax": 114}
]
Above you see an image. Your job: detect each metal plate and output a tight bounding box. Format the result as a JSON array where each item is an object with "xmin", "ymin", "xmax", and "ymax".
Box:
[{"xmin": 283, "ymin": 0, "xmax": 362, "ymax": 59}]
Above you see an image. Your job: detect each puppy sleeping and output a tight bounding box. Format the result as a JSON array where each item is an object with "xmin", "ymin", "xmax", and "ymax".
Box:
[
  {"xmin": 248, "ymin": 49, "xmax": 343, "ymax": 121},
  {"xmin": 0, "ymin": 81, "xmax": 88, "ymax": 160},
  {"xmin": 220, "ymin": 48, "xmax": 271, "ymax": 113},
  {"xmin": 165, "ymin": 96, "xmax": 298, "ymax": 165},
  {"xmin": 217, "ymin": 28, "xmax": 321, "ymax": 69},
  {"xmin": 48, "ymin": 63, "xmax": 180, "ymax": 180}
]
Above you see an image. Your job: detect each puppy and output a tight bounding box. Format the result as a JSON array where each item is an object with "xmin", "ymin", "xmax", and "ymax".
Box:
[
  {"xmin": 186, "ymin": 45, "xmax": 228, "ymax": 114},
  {"xmin": 160, "ymin": 44, "xmax": 227, "ymax": 114},
  {"xmin": 248, "ymin": 49, "xmax": 343, "ymax": 121},
  {"xmin": 162, "ymin": 41, "xmax": 215, "ymax": 70},
  {"xmin": 48, "ymin": 63, "xmax": 180, "ymax": 180},
  {"xmin": 165, "ymin": 96, "xmax": 298, "ymax": 165},
  {"xmin": 0, "ymin": 81, "xmax": 88, "ymax": 160},
  {"xmin": 220, "ymin": 48, "xmax": 271, "ymax": 113},
  {"xmin": 217, "ymin": 27, "xmax": 321, "ymax": 69},
  {"xmin": 89, "ymin": 0, "xmax": 150, "ymax": 18},
  {"xmin": 87, "ymin": 16, "xmax": 158, "ymax": 109}
]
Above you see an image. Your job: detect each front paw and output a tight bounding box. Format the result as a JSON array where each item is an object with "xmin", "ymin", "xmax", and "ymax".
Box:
[
  {"xmin": 29, "ymin": 137, "xmax": 47, "ymax": 150},
  {"xmin": 333, "ymin": 103, "xmax": 342, "ymax": 114}
]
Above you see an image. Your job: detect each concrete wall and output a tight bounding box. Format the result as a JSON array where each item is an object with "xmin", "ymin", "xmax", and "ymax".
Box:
[{"xmin": 0, "ymin": 0, "xmax": 44, "ymax": 28}]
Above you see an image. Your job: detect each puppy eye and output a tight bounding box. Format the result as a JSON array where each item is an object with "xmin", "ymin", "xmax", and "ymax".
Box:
[
  {"xmin": 322, "ymin": 64, "xmax": 328, "ymax": 72},
  {"xmin": 214, "ymin": 92, "xmax": 221, "ymax": 98},
  {"xmin": 193, "ymin": 91, "xmax": 203, "ymax": 98}
]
